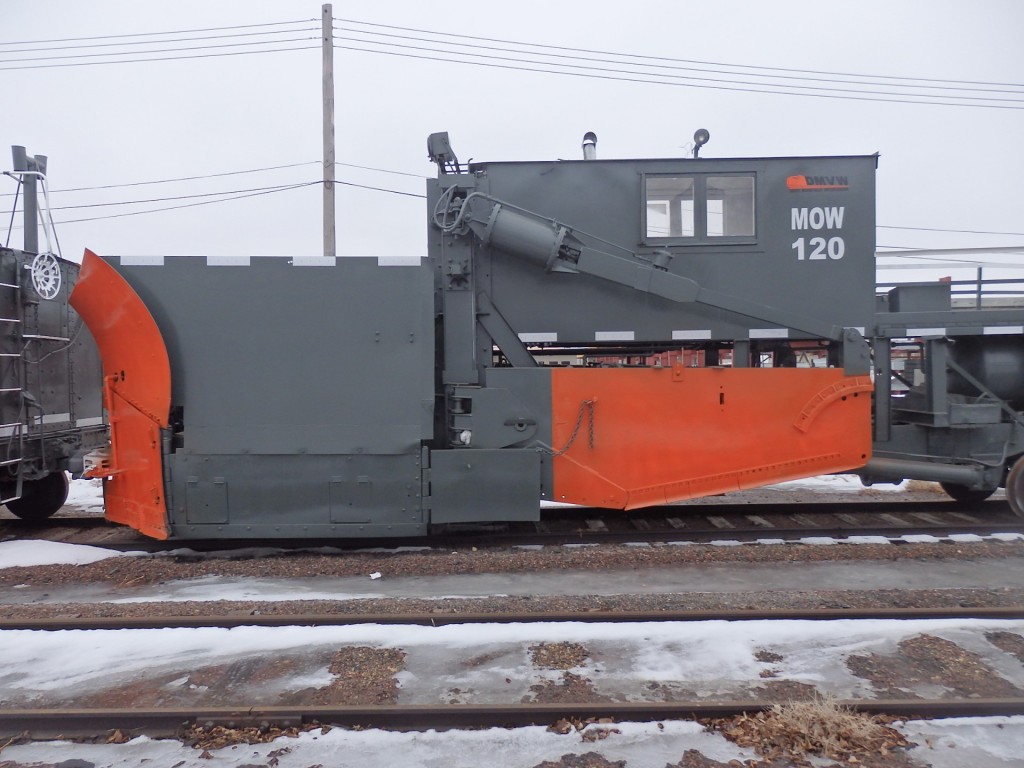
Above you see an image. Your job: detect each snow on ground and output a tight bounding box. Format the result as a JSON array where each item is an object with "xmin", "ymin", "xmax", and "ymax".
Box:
[
  {"xmin": 1, "ymin": 622, "xmax": 1024, "ymax": 765},
  {"xmin": 0, "ymin": 722, "xmax": 765, "ymax": 768},
  {"xmin": 1, "ymin": 618, "xmax": 1022, "ymax": 702},
  {"xmin": 63, "ymin": 476, "xmax": 105, "ymax": 514},
  {"xmin": 766, "ymin": 473, "xmax": 905, "ymax": 493},
  {"xmin": 0, "ymin": 539, "xmax": 128, "ymax": 568},
  {"xmin": 3, "ymin": 476, "xmax": 1021, "ymax": 766},
  {"xmin": 5, "ymin": 718, "xmax": 1024, "ymax": 768}
]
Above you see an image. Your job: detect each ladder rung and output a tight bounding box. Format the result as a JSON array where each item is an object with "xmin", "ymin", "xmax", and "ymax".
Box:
[
  {"xmin": 22, "ymin": 334, "xmax": 69, "ymax": 342},
  {"xmin": 0, "ymin": 353, "xmax": 19, "ymax": 358},
  {"xmin": 0, "ymin": 388, "xmax": 22, "ymax": 393},
  {"xmin": 0, "ymin": 422, "xmax": 24, "ymax": 429},
  {"xmin": 0, "ymin": 458, "xmax": 22, "ymax": 467},
  {"xmin": 0, "ymin": 319, "xmax": 20, "ymax": 324},
  {"xmin": 0, "ymin": 282, "xmax": 18, "ymax": 289}
]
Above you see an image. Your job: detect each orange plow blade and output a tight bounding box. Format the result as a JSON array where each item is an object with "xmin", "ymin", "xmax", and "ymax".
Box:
[
  {"xmin": 551, "ymin": 366, "xmax": 872, "ymax": 509},
  {"xmin": 70, "ymin": 250, "xmax": 171, "ymax": 539}
]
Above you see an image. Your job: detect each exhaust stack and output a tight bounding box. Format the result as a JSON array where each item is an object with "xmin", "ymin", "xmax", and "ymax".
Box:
[{"xmin": 581, "ymin": 132, "xmax": 597, "ymax": 160}]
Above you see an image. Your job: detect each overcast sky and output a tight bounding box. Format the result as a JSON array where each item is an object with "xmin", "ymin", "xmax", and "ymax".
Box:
[{"xmin": 2, "ymin": 0, "xmax": 1022, "ymax": 281}]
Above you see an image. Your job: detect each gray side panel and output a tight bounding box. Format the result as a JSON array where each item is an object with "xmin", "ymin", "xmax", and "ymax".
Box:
[
  {"xmin": 110, "ymin": 256, "xmax": 434, "ymax": 456},
  {"xmin": 170, "ymin": 453, "xmax": 425, "ymax": 538},
  {"xmin": 430, "ymin": 448, "xmax": 541, "ymax": 523},
  {"xmin": 110, "ymin": 256, "xmax": 433, "ymax": 538},
  {"xmin": 482, "ymin": 367, "xmax": 554, "ymax": 499}
]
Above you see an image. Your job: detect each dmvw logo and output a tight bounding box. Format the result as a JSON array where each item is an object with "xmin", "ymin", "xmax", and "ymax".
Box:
[{"xmin": 786, "ymin": 174, "xmax": 849, "ymax": 191}]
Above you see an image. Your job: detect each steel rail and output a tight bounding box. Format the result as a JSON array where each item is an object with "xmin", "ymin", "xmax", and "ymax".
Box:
[
  {"xmin": 4, "ymin": 699, "xmax": 1024, "ymax": 739},
  {"xmin": 1, "ymin": 499, "xmax": 1021, "ymax": 552},
  {"xmin": 3, "ymin": 606, "xmax": 1024, "ymax": 632}
]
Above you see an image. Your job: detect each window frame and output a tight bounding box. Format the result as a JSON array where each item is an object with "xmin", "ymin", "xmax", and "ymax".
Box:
[{"xmin": 641, "ymin": 171, "xmax": 757, "ymax": 246}]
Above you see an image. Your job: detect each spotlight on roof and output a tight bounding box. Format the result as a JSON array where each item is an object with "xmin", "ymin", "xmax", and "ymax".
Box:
[{"xmin": 692, "ymin": 128, "xmax": 710, "ymax": 158}]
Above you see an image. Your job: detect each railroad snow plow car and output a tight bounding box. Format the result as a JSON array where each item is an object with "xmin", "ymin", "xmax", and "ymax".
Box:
[{"xmin": 70, "ymin": 134, "xmax": 879, "ymax": 540}]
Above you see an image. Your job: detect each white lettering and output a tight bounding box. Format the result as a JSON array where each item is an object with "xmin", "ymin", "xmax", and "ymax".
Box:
[
  {"xmin": 790, "ymin": 206, "xmax": 845, "ymax": 231},
  {"xmin": 824, "ymin": 207, "xmax": 845, "ymax": 228},
  {"xmin": 792, "ymin": 236, "xmax": 846, "ymax": 261}
]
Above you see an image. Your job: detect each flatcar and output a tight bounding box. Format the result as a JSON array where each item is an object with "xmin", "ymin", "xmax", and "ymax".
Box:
[{"xmin": 28, "ymin": 133, "xmax": 1024, "ymax": 539}]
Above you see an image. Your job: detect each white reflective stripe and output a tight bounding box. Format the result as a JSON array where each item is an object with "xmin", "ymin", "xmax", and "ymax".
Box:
[
  {"xmin": 750, "ymin": 328, "xmax": 789, "ymax": 339},
  {"xmin": 984, "ymin": 326, "xmax": 1024, "ymax": 335},
  {"xmin": 0, "ymin": 425, "xmax": 18, "ymax": 437},
  {"xmin": 76, "ymin": 416, "xmax": 105, "ymax": 427},
  {"xmin": 672, "ymin": 330, "xmax": 712, "ymax": 341},
  {"xmin": 377, "ymin": 256, "xmax": 422, "ymax": 267},
  {"xmin": 39, "ymin": 412, "xmax": 71, "ymax": 424},
  {"xmin": 518, "ymin": 332, "xmax": 558, "ymax": 343},
  {"xmin": 119, "ymin": 255, "xmax": 164, "ymax": 266},
  {"xmin": 292, "ymin": 256, "xmax": 336, "ymax": 267},
  {"xmin": 907, "ymin": 327, "xmax": 946, "ymax": 337},
  {"xmin": 207, "ymin": 256, "xmax": 250, "ymax": 266},
  {"xmin": 595, "ymin": 331, "xmax": 635, "ymax": 342}
]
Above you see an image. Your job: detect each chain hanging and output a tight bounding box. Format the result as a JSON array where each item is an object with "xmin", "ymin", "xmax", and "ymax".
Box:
[{"xmin": 542, "ymin": 399, "xmax": 595, "ymax": 457}]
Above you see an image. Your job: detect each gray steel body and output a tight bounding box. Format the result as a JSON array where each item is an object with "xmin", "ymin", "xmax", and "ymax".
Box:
[
  {"xmin": 433, "ymin": 155, "xmax": 877, "ymax": 347},
  {"xmin": 109, "ymin": 256, "xmax": 436, "ymax": 538},
  {"xmin": 96, "ymin": 143, "xmax": 1024, "ymax": 536}
]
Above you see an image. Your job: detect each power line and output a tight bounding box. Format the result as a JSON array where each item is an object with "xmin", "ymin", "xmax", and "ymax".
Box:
[
  {"xmin": 0, "ymin": 161, "xmax": 424, "ymax": 199},
  {"xmin": 32, "ymin": 179, "xmax": 423, "ymax": 211},
  {"xmin": 0, "ymin": 26, "xmax": 317, "ymax": 55},
  {"xmin": 331, "ymin": 178, "xmax": 425, "ymax": 199},
  {"xmin": 878, "ymin": 224, "xmax": 1024, "ymax": 237},
  {"xmin": 335, "ymin": 161, "xmax": 425, "ymax": 179},
  {"xmin": 334, "ymin": 25, "xmax": 1024, "ymax": 97},
  {"xmin": 22, "ymin": 181, "xmax": 322, "ymax": 227},
  {"xmin": 0, "ymin": 44, "xmax": 318, "ymax": 71},
  {"xmin": 45, "ymin": 183, "xmax": 324, "ymax": 211},
  {"xmin": 7, "ymin": 177, "xmax": 425, "ymax": 229},
  {"xmin": 332, "ymin": 36, "xmax": 1024, "ymax": 105},
  {"xmin": 0, "ymin": 37, "xmax": 318, "ymax": 66},
  {"xmin": 336, "ymin": 18, "xmax": 1024, "ymax": 90},
  {"xmin": 333, "ymin": 44, "xmax": 1024, "ymax": 110},
  {"xmin": 0, "ymin": 162, "xmax": 323, "ymax": 198},
  {"xmin": 0, "ymin": 19, "xmax": 314, "ymax": 46}
]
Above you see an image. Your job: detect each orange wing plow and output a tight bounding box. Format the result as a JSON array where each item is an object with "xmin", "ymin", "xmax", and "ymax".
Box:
[
  {"xmin": 70, "ymin": 250, "xmax": 171, "ymax": 539},
  {"xmin": 551, "ymin": 365, "xmax": 872, "ymax": 509}
]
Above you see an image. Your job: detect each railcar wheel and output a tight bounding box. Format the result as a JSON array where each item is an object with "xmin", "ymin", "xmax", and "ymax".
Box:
[
  {"xmin": 5, "ymin": 472, "xmax": 70, "ymax": 521},
  {"xmin": 939, "ymin": 482, "xmax": 997, "ymax": 505},
  {"xmin": 1008, "ymin": 459, "xmax": 1024, "ymax": 519}
]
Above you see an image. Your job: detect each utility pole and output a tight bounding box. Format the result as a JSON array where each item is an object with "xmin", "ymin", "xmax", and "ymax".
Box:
[
  {"xmin": 322, "ymin": 3, "xmax": 336, "ymax": 258},
  {"xmin": 10, "ymin": 146, "xmax": 46, "ymax": 254}
]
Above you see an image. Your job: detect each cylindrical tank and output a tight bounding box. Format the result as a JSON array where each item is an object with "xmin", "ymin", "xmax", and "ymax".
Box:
[{"xmin": 948, "ymin": 336, "xmax": 1024, "ymax": 410}]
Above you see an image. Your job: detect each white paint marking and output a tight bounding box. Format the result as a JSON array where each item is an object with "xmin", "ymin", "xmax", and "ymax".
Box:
[
  {"xmin": 750, "ymin": 328, "xmax": 789, "ymax": 339},
  {"xmin": 672, "ymin": 330, "xmax": 712, "ymax": 340},
  {"xmin": 206, "ymin": 256, "xmax": 250, "ymax": 267},
  {"xmin": 984, "ymin": 326, "xmax": 1024, "ymax": 335},
  {"xmin": 377, "ymin": 256, "xmax": 422, "ymax": 267},
  {"xmin": 291, "ymin": 257, "xmax": 336, "ymax": 267},
  {"xmin": 518, "ymin": 332, "xmax": 558, "ymax": 343},
  {"xmin": 119, "ymin": 256, "xmax": 164, "ymax": 266}
]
